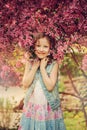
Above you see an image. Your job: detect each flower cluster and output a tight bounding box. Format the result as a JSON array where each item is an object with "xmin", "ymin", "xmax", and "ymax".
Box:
[
  {"xmin": 0, "ymin": 65, "xmax": 21, "ymax": 87},
  {"xmin": 0, "ymin": 0, "xmax": 87, "ymax": 87},
  {"xmin": 0, "ymin": 0, "xmax": 87, "ymax": 60}
]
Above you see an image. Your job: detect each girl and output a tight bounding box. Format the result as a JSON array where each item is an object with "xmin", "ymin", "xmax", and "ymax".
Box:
[{"xmin": 18, "ymin": 33, "xmax": 66, "ymax": 130}]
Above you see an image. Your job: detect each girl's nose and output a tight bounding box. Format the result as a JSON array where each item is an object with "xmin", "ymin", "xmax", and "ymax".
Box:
[{"xmin": 39, "ymin": 47, "xmax": 43, "ymax": 51}]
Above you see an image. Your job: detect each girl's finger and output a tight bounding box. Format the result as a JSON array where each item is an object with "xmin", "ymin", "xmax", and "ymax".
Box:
[{"xmin": 45, "ymin": 58, "xmax": 48, "ymax": 61}]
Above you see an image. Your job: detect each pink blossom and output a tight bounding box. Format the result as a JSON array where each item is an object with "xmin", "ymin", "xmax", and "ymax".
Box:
[
  {"xmin": 78, "ymin": 36, "xmax": 87, "ymax": 47},
  {"xmin": 0, "ymin": 72, "xmax": 6, "ymax": 80},
  {"xmin": 2, "ymin": 65, "xmax": 10, "ymax": 71},
  {"xmin": 5, "ymin": 4, "xmax": 10, "ymax": 8},
  {"xmin": 0, "ymin": 65, "xmax": 21, "ymax": 87},
  {"xmin": 16, "ymin": 61, "xmax": 23, "ymax": 68}
]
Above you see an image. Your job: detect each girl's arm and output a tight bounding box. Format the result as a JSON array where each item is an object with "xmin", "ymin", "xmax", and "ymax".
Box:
[
  {"xmin": 22, "ymin": 59, "xmax": 40, "ymax": 89},
  {"xmin": 40, "ymin": 58, "xmax": 59, "ymax": 92}
]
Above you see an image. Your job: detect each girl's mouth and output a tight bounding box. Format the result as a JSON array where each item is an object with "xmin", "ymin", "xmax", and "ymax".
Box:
[{"xmin": 37, "ymin": 51, "xmax": 46, "ymax": 55}]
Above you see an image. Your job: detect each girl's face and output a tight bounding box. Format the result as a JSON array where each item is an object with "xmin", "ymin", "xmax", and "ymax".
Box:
[{"xmin": 35, "ymin": 37, "xmax": 50, "ymax": 59}]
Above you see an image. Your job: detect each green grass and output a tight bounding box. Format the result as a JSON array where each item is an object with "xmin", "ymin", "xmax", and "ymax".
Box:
[{"xmin": 64, "ymin": 111, "xmax": 86, "ymax": 130}]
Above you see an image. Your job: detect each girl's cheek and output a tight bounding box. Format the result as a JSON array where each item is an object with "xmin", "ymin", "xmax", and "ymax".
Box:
[{"xmin": 36, "ymin": 47, "xmax": 40, "ymax": 51}]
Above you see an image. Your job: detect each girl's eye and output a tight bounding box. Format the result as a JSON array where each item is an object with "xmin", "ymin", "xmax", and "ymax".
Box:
[
  {"xmin": 44, "ymin": 46, "xmax": 48, "ymax": 48},
  {"xmin": 36, "ymin": 45, "xmax": 40, "ymax": 47}
]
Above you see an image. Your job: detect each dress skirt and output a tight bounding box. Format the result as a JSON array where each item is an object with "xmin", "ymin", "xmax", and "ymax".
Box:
[{"xmin": 18, "ymin": 80, "xmax": 66, "ymax": 130}]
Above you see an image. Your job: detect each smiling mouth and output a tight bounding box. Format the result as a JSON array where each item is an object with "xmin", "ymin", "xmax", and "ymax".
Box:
[{"xmin": 37, "ymin": 52, "xmax": 46, "ymax": 55}]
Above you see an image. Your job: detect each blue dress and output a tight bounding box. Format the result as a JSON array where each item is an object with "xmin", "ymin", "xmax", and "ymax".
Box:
[{"xmin": 18, "ymin": 62, "xmax": 66, "ymax": 130}]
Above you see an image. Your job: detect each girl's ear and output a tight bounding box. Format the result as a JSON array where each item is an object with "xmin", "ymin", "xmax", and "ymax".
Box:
[
  {"xmin": 48, "ymin": 50, "xmax": 51, "ymax": 56},
  {"xmin": 47, "ymin": 52, "xmax": 50, "ymax": 56}
]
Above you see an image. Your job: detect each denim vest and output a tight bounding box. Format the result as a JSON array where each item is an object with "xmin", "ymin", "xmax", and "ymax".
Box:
[{"xmin": 24, "ymin": 61, "xmax": 60, "ymax": 111}]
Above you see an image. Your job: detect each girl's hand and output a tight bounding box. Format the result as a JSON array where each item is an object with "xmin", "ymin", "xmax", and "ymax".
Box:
[
  {"xmin": 40, "ymin": 57, "xmax": 49, "ymax": 69},
  {"xmin": 24, "ymin": 51, "xmax": 31, "ymax": 61},
  {"xmin": 32, "ymin": 59, "xmax": 40, "ymax": 70}
]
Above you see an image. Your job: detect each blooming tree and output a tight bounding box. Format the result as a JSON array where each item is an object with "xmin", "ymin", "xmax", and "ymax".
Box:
[
  {"xmin": 0, "ymin": 0, "xmax": 87, "ymax": 46},
  {"xmin": 0, "ymin": 0, "xmax": 87, "ymax": 87}
]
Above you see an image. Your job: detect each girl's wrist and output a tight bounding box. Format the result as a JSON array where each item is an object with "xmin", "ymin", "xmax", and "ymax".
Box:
[
  {"xmin": 32, "ymin": 66, "xmax": 38, "ymax": 71},
  {"xmin": 40, "ymin": 66, "xmax": 45, "ymax": 72}
]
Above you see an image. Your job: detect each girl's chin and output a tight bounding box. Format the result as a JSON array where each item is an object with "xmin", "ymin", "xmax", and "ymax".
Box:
[
  {"xmin": 35, "ymin": 52, "xmax": 48, "ymax": 59},
  {"xmin": 38, "ymin": 57, "xmax": 45, "ymax": 60},
  {"xmin": 36, "ymin": 55, "xmax": 47, "ymax": 59}
]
